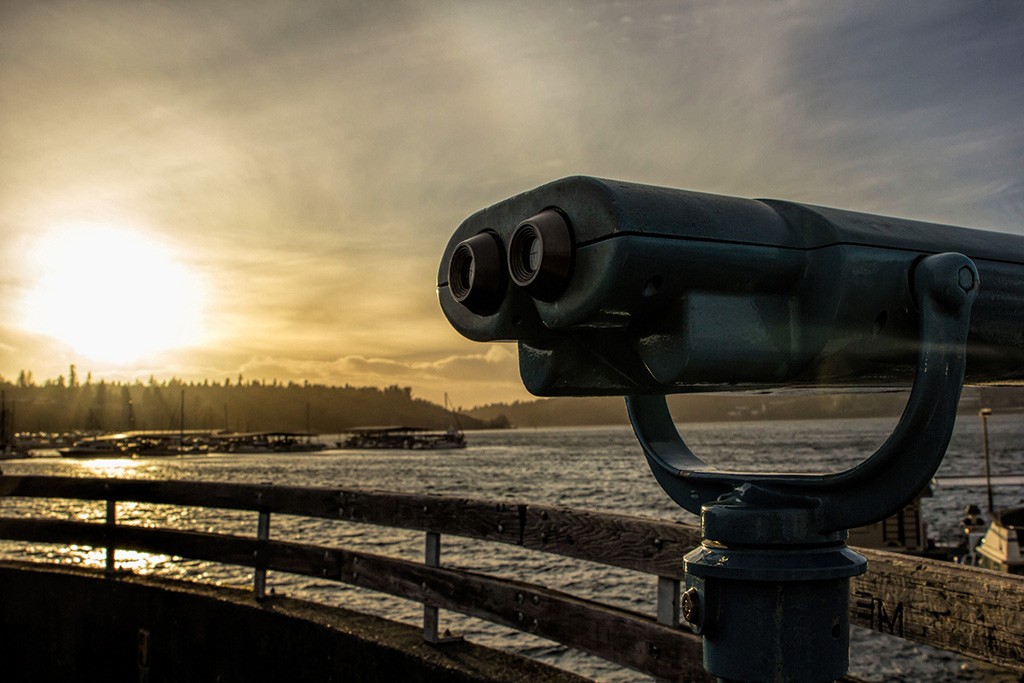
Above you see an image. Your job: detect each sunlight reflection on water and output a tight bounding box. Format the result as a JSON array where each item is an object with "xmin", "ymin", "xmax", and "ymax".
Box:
[{"xmin": 74, "ymin": 457, "xmax": 151, "ymax": 478}]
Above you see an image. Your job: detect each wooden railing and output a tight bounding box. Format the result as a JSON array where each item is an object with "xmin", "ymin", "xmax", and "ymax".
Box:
[{"xmin": 0, "ymin": 475, "xmax": 1021, "ymax": 680}]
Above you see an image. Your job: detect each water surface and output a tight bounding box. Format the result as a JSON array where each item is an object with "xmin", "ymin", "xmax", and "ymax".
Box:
[{"xmin": 2, "ymin": 415, "xmax": 1022, "ymax": 681}]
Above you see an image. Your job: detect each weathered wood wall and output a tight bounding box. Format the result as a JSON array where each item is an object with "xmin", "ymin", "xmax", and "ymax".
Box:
[{"xmin": 0, "ymin": 562, "xmax": 590, "ymax": 683}]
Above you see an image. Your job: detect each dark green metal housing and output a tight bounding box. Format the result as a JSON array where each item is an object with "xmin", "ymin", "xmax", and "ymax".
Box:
[
  {"xmin": 438, "ymin": 176, "xmax": 1024, "ymax": 395},
  {"xmin": 438, "ymin": 177, "xmax": 1020, "ymax": 682}
]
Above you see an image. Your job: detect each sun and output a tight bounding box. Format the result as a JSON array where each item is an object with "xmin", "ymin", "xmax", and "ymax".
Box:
[{"xmin": 18, "ymin": 222, "xmax": 207, "ymax": 364}]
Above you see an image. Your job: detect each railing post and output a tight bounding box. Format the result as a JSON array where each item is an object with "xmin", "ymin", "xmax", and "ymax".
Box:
[
  {"xmin": 105, "ymin": 499, "xmax": 116, "ymax": 574},
  {"xmin": 656, "ymin": 576, "xmax": 680, "ymax": 627},
  {"xmin": 254, "ymin": 510, "xmax": 270, "ymax": 600},
  {"xmin": 423, "ymin": 531, "xmax": 442, "ymax": 642}
]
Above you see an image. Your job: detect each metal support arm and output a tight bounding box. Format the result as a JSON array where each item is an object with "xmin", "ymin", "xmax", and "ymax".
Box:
[
  {"xmin": 626, "ymin": 253, "xmax": 978, "ymax": 682},
  {"xmin": 628, "ymin": 252, "xmax": 978, "ymax": 539}
]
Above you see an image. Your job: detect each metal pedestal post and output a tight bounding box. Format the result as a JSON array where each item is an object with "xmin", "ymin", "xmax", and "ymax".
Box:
[
  {"xmin": 627, "ymin": 253, "xmax": 979, "ymax": 682},
  {"xmin": 684, "ymin": 533, "xmax": 866, "ymax": 681}
]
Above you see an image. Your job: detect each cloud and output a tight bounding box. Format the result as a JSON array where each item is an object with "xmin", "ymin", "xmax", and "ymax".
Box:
[
  {"xmin": 233, "ymin": 345, "xmax": 523, "ymax": 406},
  {"xmin": 238, "ymin": 345, "xmax": 517, "ymax": 384},
  {"xmin": 0, "ymin": 323, "xmax": 525, "ymax": 407},
  {"xmin": 769, "ymin": 1, "xmax": 1024, "ymax": 227},
  {"xmin": 1, "ymin": 1, "xmax": 1021, "ymax": 405}
]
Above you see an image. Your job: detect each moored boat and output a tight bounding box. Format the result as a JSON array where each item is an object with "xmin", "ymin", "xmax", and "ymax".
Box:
[
  {"xmin": 217, "ymin": 431, "xmax": 327, "ymax": 453},
  {"xmin": 58, "ymin": 437, "xmax": 129, "ymax": 458},
  {"xmin": 338, "ymin": 426, "xmax": 466, "ymax": 450},
  {"xmin": 130, "ymin": 436, "xmax": 211, "ymax": 457},
  {"xmin": 59, "ymin": 431, "xmax": 217, "ymax": 458},
  {"xmin": 975, "ymin": 507, "xmax": 1024, "ymax": 575}
]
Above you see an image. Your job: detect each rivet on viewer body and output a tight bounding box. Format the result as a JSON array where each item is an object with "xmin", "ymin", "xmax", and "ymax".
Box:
[{"xmin": 958, "ymin": 266, "xmax": 976, "ymax": 292}]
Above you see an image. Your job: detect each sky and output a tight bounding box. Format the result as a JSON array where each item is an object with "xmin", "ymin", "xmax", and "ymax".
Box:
[{"xmin": 0, "ymin": 0, "xmax": 1021, "ymax": 408}]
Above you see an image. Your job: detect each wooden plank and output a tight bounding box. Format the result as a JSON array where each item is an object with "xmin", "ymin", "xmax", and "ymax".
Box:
[
  {"xmin": 328, "ymin": 489, "xmax": 524, "ymax": 544},
  {"xmin": 0, "ymin": 476, "xmax": 699, "ymax": 576},
  {"xmin": 853, "ymin": 549, "xmax": 1024, "ymax": 673},
  {"xmin": 520, "ymin": 505, "xmax": 698, "ymax": 578},
  {"xmin": 337, "ymin": 550, "xmax": 710, "ymax": 682},
  {"xmin": 0, "ymin": 475, "xmax": 525, "ymax": 542},
  {"xmin": 0, "ymin": 518, "xmax": 260, "ymax": 568},
  {"xmin": 0, "ymin": 516, "xmax": 710, "ymax": 681}
]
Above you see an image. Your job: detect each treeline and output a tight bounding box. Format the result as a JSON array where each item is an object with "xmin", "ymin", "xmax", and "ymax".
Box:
[
  {"xmin": 1, "ymin": 368, "xmax": 497, "ymax": 434},
  {"xmin": 5, "ymin": 366, "xmax": 1020, "ymax": 433}
]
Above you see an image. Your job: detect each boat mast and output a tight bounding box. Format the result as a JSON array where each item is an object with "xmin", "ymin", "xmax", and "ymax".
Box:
[
  {"xmin": 444, "ymin": 392, "xmax": 462, "ymax": 432},
  {"xmin": 180, "ymin": 389, "xmax": 185, "ymax": 451},
  {"xmin": 980, "ymin": 407, "xmax": 994, "ymax": 513}
]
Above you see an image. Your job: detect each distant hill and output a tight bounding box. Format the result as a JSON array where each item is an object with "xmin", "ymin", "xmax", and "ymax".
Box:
[
  {"xmin": 466, "ymin": 386, "xmax": 1024, "ymax": 428},
  {"xmin": 5, "ymin": 371, "xmax": 1021, "ymax": 434}
]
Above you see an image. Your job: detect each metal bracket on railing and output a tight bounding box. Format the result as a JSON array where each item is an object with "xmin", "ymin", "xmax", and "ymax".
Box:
[
  {"xmin": 422, "ymin": 531, "xmax": 462, "ymax": 644},
  {"xmin": 656, "ymin": 576, "xmax": 681, "ymax": 628},
  {"xmin": 628, "ymin": 253, "xmax": 978, "ymax": 682}
]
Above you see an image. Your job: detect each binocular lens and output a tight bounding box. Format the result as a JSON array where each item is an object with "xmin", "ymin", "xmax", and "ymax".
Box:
[
  {"xmin": 449, "ymin": 243, "xmax": 476, "ymax": 300},
  {"xmin": 508, "ymin": 209, "xmax": 573, "ymax": 301},
  {"xmin": 509, "ymin": 226, "xmax": 542, "ymax": 282},
  {"xmin": 447, "ymin": 232, "xmax": 505, "ymax": 315}
]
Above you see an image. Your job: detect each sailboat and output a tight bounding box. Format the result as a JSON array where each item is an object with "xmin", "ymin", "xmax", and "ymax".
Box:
[
  {"xmin": 974, "ymin": 507, "xmax": 1024, "ymax": 575},
  {"xmin": 336, "ymin": 394, "xmax": 466, "ymax": 450},
  {"xmin": 955, "ymin": 408, "xmax": 1023, "ymax": 574},
  {"xmin": 441, "ymin": 392, "xmax": 467, "ymax": 448}
]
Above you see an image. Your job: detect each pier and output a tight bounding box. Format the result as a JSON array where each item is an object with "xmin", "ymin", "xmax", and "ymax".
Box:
[{"xmin": 1, "ymin": 475, "xmax": 1021, "ymax": 681}]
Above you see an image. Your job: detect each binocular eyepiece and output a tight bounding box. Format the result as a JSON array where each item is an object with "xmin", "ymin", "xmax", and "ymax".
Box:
[
  {"xmin": 447, "ymin": 231, "xmax": 505, "ymax": 315},
  {"xmin": 448, "ymin": 209, "xmax": 574, "ymax": 314},
  {"xmin": 438, "ymin": 176, "xmax": 1024, "ymax": 396}
]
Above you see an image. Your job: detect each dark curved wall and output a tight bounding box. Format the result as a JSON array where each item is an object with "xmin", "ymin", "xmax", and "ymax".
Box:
[{"xmin": 0, "ymin": 562, "xmax": 584, "ymax": 683}]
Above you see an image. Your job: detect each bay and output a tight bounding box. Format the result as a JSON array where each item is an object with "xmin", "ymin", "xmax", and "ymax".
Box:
[{"xmin": 2, "ymin": 414, "xmax": 1022, "ymax": 681}]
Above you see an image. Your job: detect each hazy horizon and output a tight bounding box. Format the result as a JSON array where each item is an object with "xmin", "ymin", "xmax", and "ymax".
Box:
[{"xmin": 2, "ymin": 1, "xmax": 1022, "ymax": 407}]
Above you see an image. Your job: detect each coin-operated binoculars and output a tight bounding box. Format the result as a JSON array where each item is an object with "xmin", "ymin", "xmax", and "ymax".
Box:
[{"xmin": 438, "ymin": 177, "xmax": 1024, "ymax": 682}]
